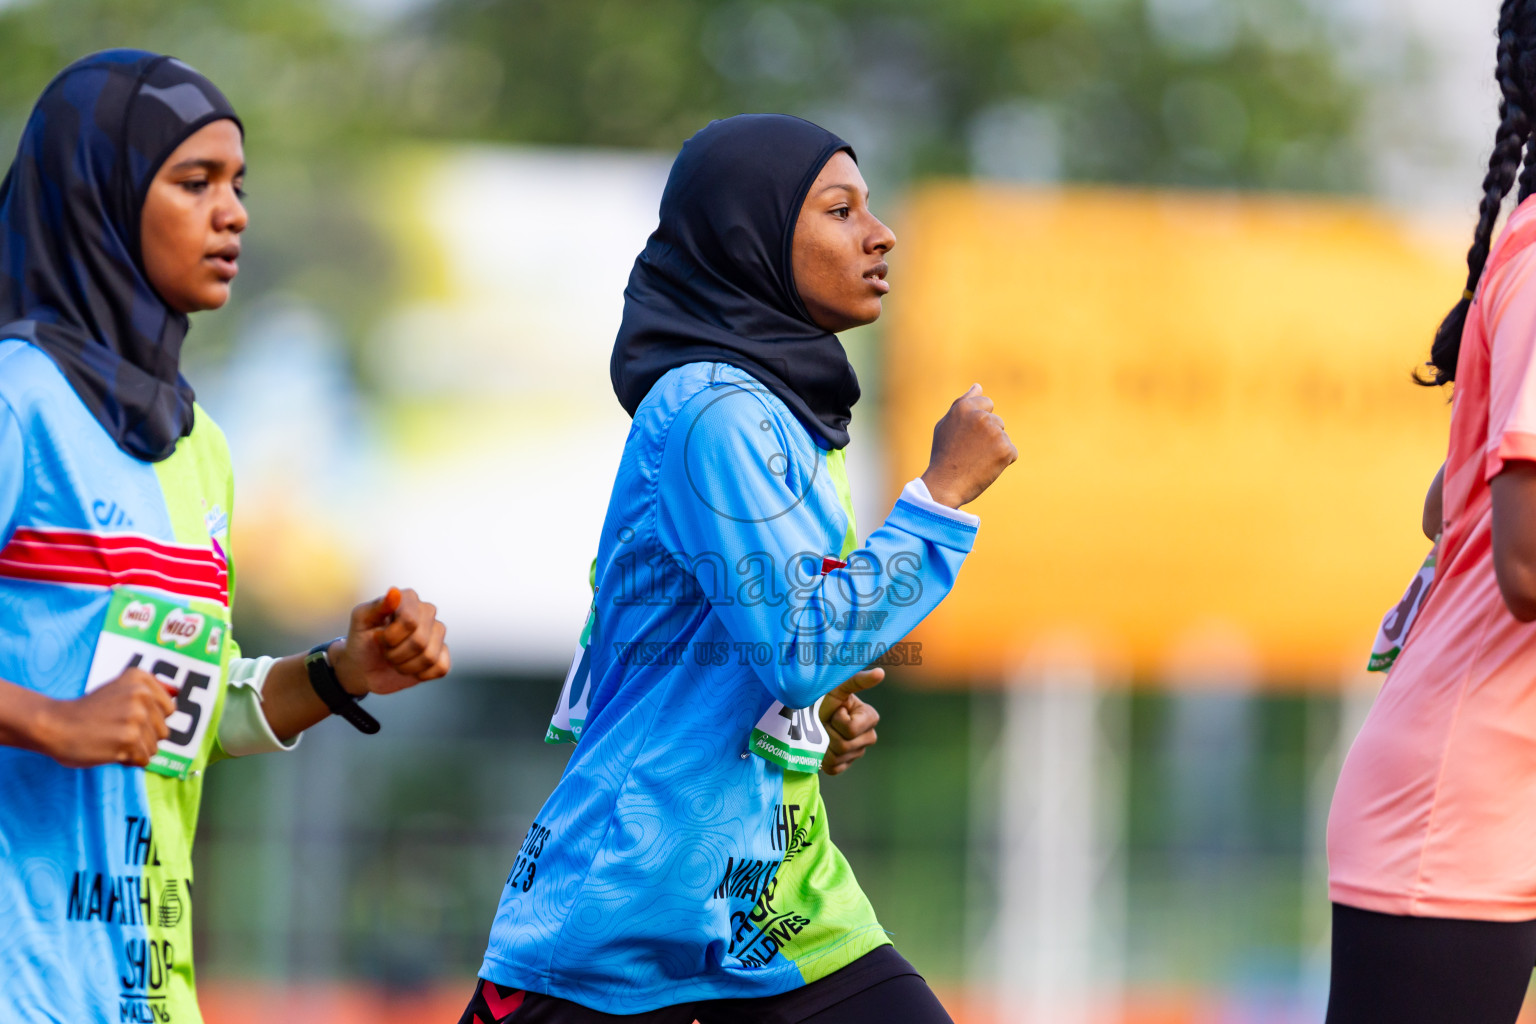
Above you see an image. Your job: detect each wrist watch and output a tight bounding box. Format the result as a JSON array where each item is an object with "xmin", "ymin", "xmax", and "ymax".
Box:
[{"xmin": 305, "ymin": 638, "xmax": 380, "ymax": 734}]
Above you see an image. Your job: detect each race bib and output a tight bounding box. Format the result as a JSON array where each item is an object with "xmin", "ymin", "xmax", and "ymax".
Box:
[
  {"xmin": 546, "ymin": 640, "xmax": 591, "ymax": 744},
  {"xmin": 546, "ymin": 559, "xmax": 597, "ymax": 745},
  {"xmin": 84, "ymin": 588, "xmax": 226, "ymax": 780},
  {"xmin": 749, "ymin": 699, "xmax": 828, "ymax": 774},
  {"xmin": 1367, "ymin": 544, "xmax": 1436, "ymax": 673}
]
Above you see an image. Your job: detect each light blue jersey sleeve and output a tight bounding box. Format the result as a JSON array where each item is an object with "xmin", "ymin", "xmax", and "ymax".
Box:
[
  {"xmin": 657, "ymin": 382, "xmax": 978, "ymax": 709},
  {"xmin": 0, "ymin": 393, "xmax": 23, "ymax": 545}
]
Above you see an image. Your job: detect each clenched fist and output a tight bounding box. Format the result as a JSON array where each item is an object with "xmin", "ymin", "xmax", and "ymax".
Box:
[
  {"xmin": 330, "ymin": 587, "xmax": 452, "ymax": 697},
  {"xmin": 36, "ymin": 669, "xmax": 175, "ymax": 769},
  {"xmin": 920, "ymin": 383, "xmax": 1017, "ymax": 508}
]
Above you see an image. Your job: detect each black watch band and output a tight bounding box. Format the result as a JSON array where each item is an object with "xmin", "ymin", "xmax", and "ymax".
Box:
[{"xmin": 305, "ymin": 639, "xmax": 380, "ymax": 734}]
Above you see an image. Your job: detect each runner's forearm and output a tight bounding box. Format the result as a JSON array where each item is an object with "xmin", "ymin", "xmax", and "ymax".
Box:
[
  {"xmin": 0, "ymin": 678, "xmax": 58, "ymax": 755},
  {"xmin": 1491, "ymin": 463, "xmax": 1536, "ymax": 620},
  {"xmin": 253, "ymin": 651, "xmax": 333, "ymax": 741}
]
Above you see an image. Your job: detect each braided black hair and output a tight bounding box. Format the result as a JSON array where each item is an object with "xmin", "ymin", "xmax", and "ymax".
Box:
[{"xmin": 1421, "ymin": 0, "xmax": 1536, "ymax": 386}]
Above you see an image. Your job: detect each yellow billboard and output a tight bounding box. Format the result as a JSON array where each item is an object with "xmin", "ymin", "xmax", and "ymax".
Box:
[{"xmin": 886, "ymin": 187, "xmax": 1459, "ymax": 685}]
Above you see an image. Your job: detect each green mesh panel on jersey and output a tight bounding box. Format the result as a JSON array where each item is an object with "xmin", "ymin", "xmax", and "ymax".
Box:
[
  {"xmin": 142, "ymin": 406, "xmax": 237, "ymax": 1024},
  {"xmin": 760, "ymin": 446, "xmax": 890, "ymax": 983}
]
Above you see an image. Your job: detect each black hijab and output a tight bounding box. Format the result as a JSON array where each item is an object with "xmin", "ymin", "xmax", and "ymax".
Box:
[
  {"xmin": 0, "ymin": 50, "xmax": 241, "ymax": 462},
  {"xmin": 611, "ymin": 114, "xmax": 862, "ymax": 449}
]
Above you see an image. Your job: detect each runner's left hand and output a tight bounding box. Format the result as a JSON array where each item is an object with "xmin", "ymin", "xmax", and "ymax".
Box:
[
  {"xmin": 331, "ymin": 587, "xmax": 451, "ymax": 696},
  {"xmin": 820, "ymin": 667, "xmax": 882, "ymax": 775}
]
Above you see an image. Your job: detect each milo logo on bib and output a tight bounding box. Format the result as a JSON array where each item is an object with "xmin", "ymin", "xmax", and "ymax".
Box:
[
  {"xmin": 158, "ymin": 609, "xmax": 205, "ymax": 648},
  {"xmin": 120, "ymin": 601, "xmax": 155, "ymax": 631}
]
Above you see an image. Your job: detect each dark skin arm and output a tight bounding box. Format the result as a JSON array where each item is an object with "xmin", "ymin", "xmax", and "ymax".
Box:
[
  {"xmin": 1424, "ymin": 463, "xmax": 1445, "ymax": 542},
  {"xmin": 0, "ymin": 587, "xmax": 450, "ymax": 763},
  {"xmin": 815, "ymin": 386, "xmax": 1012, "ymax": 770},
  {"xmin": 258, "ymin": 587, "xmax": 450, "ymax": 741},
  {"xmin": 1491, "ymin": 462, "xmax": 1536, "ymax": 620},
  {"xmin": 0, "ymin": 671, "xmax": 174, "ymax": 768}
]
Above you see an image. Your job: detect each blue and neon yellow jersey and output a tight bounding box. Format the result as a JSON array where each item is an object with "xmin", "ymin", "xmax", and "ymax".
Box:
[
  {"xmin": 0, "ymin": 338, "xmax": 289, "ymax": 1024},
  {"xmin": 479, "ymin": 363, "xmax": 980, "ymax": 1012}
]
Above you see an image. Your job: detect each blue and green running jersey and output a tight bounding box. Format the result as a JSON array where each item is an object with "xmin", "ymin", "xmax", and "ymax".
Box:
[
  {"xmin": 479, "ymin": 363, "xmax": 979, "ymax": 1012},
  {"xmin": 0, "ymin": 338, "xmax": 260, "ymax": 1024}
]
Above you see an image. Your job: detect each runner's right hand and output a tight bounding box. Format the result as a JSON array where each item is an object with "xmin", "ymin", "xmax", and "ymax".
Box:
[
  {"xmin": 921, "ymin": 383, "xmax": 1017, "ymax": 508},
  {"xmin": 821, "ymin": 667, "xmax": 884, "ymax": 776},
  {"xmin": 38, "ymin": 668, "xmax": 174, "ymax": 769}
]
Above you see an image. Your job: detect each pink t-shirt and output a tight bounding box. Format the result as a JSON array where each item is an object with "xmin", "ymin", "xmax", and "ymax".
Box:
[{"xmin": 1329, "ymin": 196, "xmax": 1536, "ymax": 920}]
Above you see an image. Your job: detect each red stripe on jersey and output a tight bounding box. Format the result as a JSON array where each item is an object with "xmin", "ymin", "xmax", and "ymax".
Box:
[{"xmin": 0, "ymin": 527, "xmax": 229, "ymax": 605}]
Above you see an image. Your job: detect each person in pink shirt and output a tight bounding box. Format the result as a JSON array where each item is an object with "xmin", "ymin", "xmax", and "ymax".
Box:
[{"xmin": 1325, "ymin": 4, "xmax": 1536, "ymax": 1021}]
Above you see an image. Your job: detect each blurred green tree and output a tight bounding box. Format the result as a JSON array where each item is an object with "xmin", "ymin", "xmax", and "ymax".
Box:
[
  {"xmin": 0, "ymin": 0, "xmax": 402, "ymax": 359},
  {"xmin": 414, "ymin": 0, "xmax": 1367, "ymax": 191},
  {"xmin": 0, "ymin": 0, "xmax": 1373, "ymax": 184}
]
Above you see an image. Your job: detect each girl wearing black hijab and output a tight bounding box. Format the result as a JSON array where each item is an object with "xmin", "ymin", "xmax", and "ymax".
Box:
[
  {"xmin": 0, "ymin": 50, "xmax": 451, "ymax": 1023},
  {"xmin": 466, "ymin": 115, "xmax": 1015, "ymax": 1023}
]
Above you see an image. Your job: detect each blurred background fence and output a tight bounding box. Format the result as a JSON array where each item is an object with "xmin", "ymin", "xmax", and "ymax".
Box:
[{"xmin": 0, "ymin": 0, "xmax": 1513, "ymax": 1020}]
